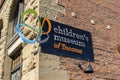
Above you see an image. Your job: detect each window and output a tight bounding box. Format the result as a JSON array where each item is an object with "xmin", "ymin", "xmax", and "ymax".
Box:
[
  {"xmin": 12, "ymin": 0, "xmax": 24, "ymax": 36},
  {"xmin": 10, "ymin": 48, "xmax": 22, "ymax": 80}
]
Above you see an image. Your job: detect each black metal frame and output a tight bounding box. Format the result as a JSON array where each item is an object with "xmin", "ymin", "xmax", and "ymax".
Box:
[{"xmin": 10, "ymin": 52, "xmax": 23, "ymax": 80}]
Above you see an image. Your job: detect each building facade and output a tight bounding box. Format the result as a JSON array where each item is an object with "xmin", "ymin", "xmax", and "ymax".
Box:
[{"xmin": 0, "ymin": 0, "xmax": 120, "ymax": 80}]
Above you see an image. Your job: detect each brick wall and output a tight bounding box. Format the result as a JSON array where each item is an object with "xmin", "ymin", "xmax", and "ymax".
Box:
[
  {"xmin": 56, "ymin": 0, "xmax": 120, "ymax": 80},
  {"xmin": 0, "ymin": 0, "xmax": 39, "ymax": 80},
  {"xmin": 21, "ymin": 0, "xmax": 39, "ymax": 80}
]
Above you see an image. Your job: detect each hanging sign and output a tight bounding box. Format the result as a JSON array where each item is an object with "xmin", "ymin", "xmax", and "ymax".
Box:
[{"xmin": 41, "ymin": 19, "xmax": 94, "ymax": 62}]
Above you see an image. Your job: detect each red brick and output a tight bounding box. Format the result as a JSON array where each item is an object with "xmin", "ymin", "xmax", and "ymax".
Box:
[{"xmin": 57, "ymin": 0, "xmax": 120, "ymax": 79}]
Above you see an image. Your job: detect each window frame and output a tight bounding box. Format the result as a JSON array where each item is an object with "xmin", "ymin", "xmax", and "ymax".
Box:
[
  {"xmin": 12, "ymin": 2, "xmax": 24, "ymax": 36},
  {"xmin": 7, "ymin": 0, "xmax": 24, "ymax": 54},
  {"xmin": 10, "ymin": 48, "xmax": 22, "ymax": 80}
]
